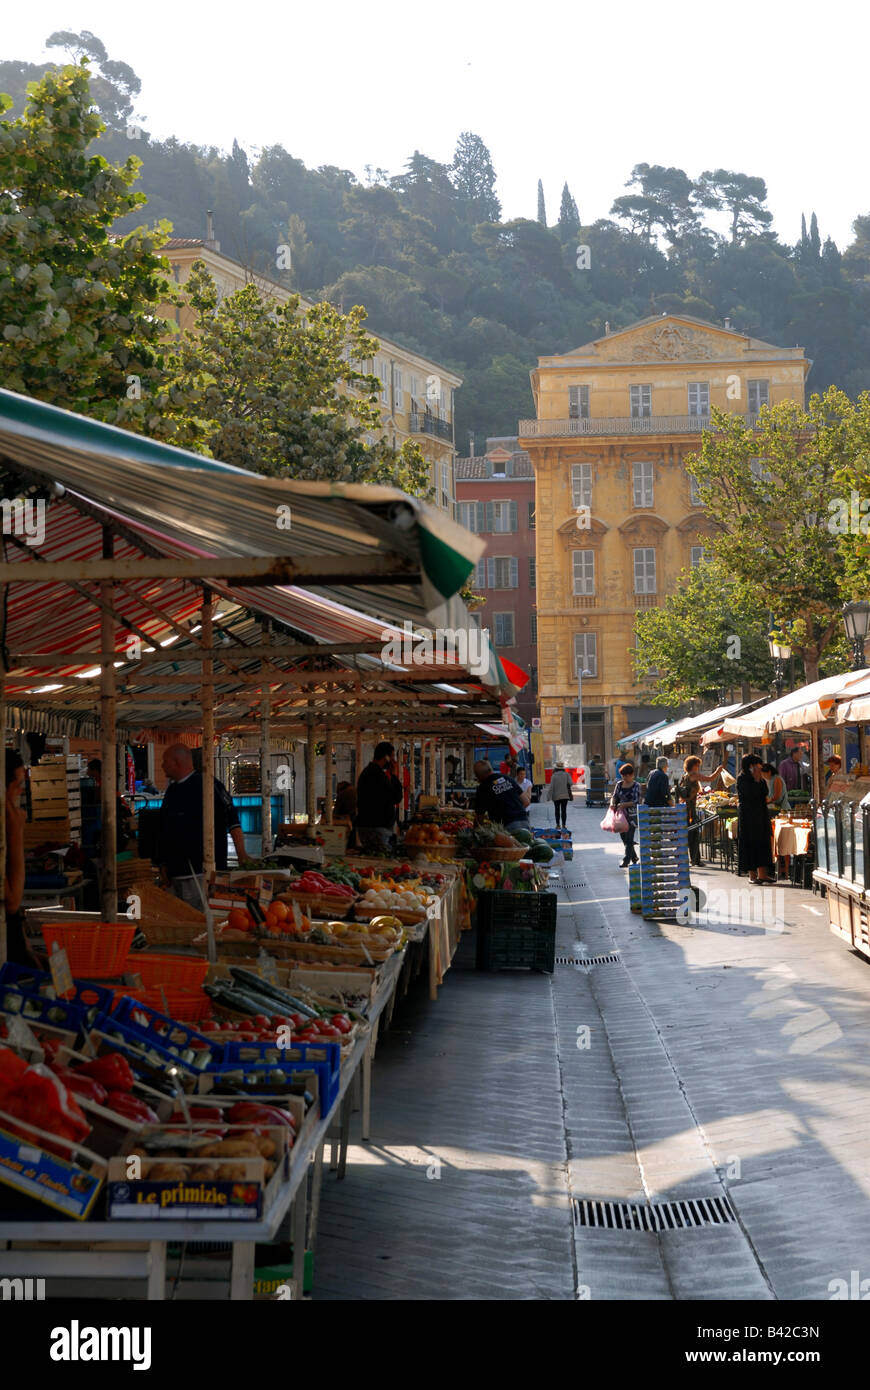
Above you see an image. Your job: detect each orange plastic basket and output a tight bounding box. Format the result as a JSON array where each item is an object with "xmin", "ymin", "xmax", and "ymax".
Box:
[
  {"xmin": 130, "ymin": 953, "xmax": 208, "ymax": 989},
  {"xmin": 40, "ymin": 923, "xmax": 134, "ymax": 979},
  {"xmin": 109, "ymin": 985, "xmax": 212, "ymax": 1024}
]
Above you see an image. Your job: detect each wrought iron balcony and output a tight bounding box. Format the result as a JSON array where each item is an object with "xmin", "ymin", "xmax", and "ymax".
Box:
[
  {"xmin": 409, "ymin": 411, "xmax": 452, "ymax": 441},
  {"xmin": 518, "ymin": 413, "xmax": 759, "ymax": 438}
]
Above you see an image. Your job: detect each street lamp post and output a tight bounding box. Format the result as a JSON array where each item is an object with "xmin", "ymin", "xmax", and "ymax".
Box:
[
  {"xmin": 842, "ymin": 600, "xmax": 870, "ymax": 768},
  {"xmin": 768, "ymin": 627, "xmax": 792, "ymax": 765},
  {"xmin": 842, "ymin": 600, "xmax": 870, "ymax": 672},
  {"xmin": 577, "ymin": 667, "xmax": 592, "ymax": 769}
]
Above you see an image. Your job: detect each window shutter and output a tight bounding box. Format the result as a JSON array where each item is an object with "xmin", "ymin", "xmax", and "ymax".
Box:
[
  {"xmin": 485, "ymin": 501, "xmax": 494, "ymax": 533},
  {"xmin": 509, "ymin": 501, "xmax": 518, "ymax": 532},
  {"xmin": 475, "ymin": 502, "xmax": 485, "ymax": 532},
  {"xmin": 487, "ymin": 557, "xmax": 495, "ymax": 587},
  {"xmin": 510, "ymin": 558, "xmax": 518, "ymax": 587}
]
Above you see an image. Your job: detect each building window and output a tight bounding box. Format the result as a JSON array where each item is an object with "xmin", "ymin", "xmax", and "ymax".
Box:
[
  {"xmin": 632, "ymin": 460, "xmax": 654, "ymax": 508},
  {"xmin": 472, "ymin": 560, "xmax": 486, "ymax": 588},
  {"xmin": 456, "ymin": 501, "xmax": 479, "ymax": 532},
  {"xmin": 488, "ymin": 556, "xmax": 519, "ymax": 589},
  {"xmin": 687, "ymin": 382, "xmax": 710, "ymax": 416},
  {"xmin": 488, "ymin": 500, "xmax": 518, "ymax": 533},
  {"xmin": 569, "ymin": 385, "xmax": 590, "ymax": 419},
  {"xmin": 376, "ymin": 360, "xmax": 389, "ymax": 404},
  {"xmin": 530, "ymin": 613, "xmax": 538, "ymax": 643},
  {"xmin": 528, "ymin": 500, "xmax": 536, "ymax": 529},
  {"xmin": 748, "ymin": 379, "xmax": 769, "ymax": 414},
  {"xmin": 572, "ymin": 549, "xmax": 595, "ymax": 596},
  {"xmin": 630, "ymin": 384, "xmax": 652, "ymax": 418},
  {"xmin": 409, "ymin": 375, "xmax": 418, "ymax": 400},
  {"xmin": 440, "ymin": 461, "xmax": 451, "ymax": 509},
  {"xmin": 529, "ymin": 556, "xmax": 536, "ymax": 587},
  {"xmin": 633, "ymin": 547, "xmax": 657, "ymax": 594},
  {"xmin": 689, "ymin": 471, "xmax": 703, "ymax": 507},
  {"xmin": 573, "ymin": 632, "xmax": 598, "ymax": 677},
  {"xmin": 493, "ymin": 612, "xmax": 515, "ymax": 646},
  {"xmin": 571, "ymin": 462, "xmax": 592, "ymax": 508},
  {"xmin": 393, "ymin": 368, "xmax": 403, "ymax": 411},
  {"xmin": 690, "ymin": 545, "xmax": 709, "ymax": 568}
]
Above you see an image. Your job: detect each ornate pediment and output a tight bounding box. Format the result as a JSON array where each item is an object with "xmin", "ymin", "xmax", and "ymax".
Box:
[
  {"xmin": 676, "ymin": 512, "xmax": 718, "ymax": 534},
  {"xmin": 618, "ymin": 513, "xmax": 669, "ymax": 536},
  {"xmin": 629, "ymin": 322, "xmax": 718, "ymax": 361},
  {"xmin": 557, "ymin": 514, "xmax": 608, "ymax": 537}
]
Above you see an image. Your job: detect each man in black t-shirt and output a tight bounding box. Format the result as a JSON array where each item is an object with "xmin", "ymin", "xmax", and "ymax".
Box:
[
  {"xmin": 473, "ymin": 758, "xmax": 531, "ymax": 833},
  {"xmin": 356, "ymin": 741, "xmax": 402, "ymax": 852},
  {"xmin": 157, "ymin": 744, "xmax": 246, "ymax": 907}
]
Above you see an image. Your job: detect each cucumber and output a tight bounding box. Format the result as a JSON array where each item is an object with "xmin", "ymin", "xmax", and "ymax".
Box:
[{"xmin": 228, "ymin": 968, "xmax": 320, "ymax": 1020}]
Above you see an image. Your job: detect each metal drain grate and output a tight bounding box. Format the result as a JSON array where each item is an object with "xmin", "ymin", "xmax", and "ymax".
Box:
[
  {"xmin": 555, "ymin": 952, "xmax": 622, "ymax": 968},
  {"xmin": 573, "ymin": 1195, "xmax": 736, "ymax": 1230}
]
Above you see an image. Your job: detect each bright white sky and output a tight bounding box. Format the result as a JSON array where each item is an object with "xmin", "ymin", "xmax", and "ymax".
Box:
[{"xmin": 3, "ymin": 0, "xmax": 863, "ymax": 250}]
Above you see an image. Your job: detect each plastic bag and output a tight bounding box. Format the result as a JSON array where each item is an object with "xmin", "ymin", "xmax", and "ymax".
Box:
[{"xmin": 601, "ymin": 807, "xmax": 629, "ymax": 833}]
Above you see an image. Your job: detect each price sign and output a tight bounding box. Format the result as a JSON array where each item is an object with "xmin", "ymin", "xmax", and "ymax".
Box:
[{"xmin": 49, "ymin": 942, "xmax": 75, "ymax": 1000}]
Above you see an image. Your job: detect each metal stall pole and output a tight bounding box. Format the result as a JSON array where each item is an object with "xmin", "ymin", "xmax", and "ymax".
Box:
[
  {"xmin": 100, "ymin": 528, "xmax": 117, "ymax": 922},
  {"xmin": 260, "ymin": 620, "xmax": 272, "ymax": 857},
  {"xmin": 355, "ymin": 731, "xmax": 363, "ymax": 784},
  {"xmin": 201, "ymin": 591, "xmax": 217, "ymax": 964},
  {"xmin": 324, "ymin": 724, "xmax": 333, "ymax": 824},
  {"xmin": 306, "ymin": 706, "xmax": 316, "ymax": 828}
]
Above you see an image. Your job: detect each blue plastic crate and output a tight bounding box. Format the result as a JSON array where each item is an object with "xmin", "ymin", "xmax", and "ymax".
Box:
[
  {"xmin": 100, "ymin": 997, "xmax": 221, "ymax": 1073},
  {"xmin": 210, "ymin": 1041, "xmax": 340, "ymax": 1115},
  {"xmin": 0, "ymin": 985, "xmax": 89, "ymax": 1039},
  {"xmin": 0, "ymin": 962, "xmax": 112, "ymax": 1024}
]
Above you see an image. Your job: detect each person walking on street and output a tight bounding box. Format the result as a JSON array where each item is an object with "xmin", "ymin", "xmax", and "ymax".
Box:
[
  {"xmin": 678, "ymin": 755, "xmax": 704, "ymax": 866},
  {"xmin": 356, "ymin": 741, "xmax": 402, "ymax": 852},
  {"xmin": 610, "ymin": 762, "xmax": 640, "ymax": 867},
  {"xmin": 549, "ymin": 761, "xmax": 573, "ymax": 829},
  {"xmin": 644, "ymin": 756, "xmax": 672, "ymax": 808},
  {"xmin": 157, "ymin": 744, "xmax": 246, "ymax": 907},
  {"xmin": 737, "ymin": 754, "xmax": 775, "ymax": 883}
]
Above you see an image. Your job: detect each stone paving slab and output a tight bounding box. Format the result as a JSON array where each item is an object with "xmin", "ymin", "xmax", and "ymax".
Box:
[{"xmin": 312, "ymin": 799, "xmax": 870, "ymax": 1300}]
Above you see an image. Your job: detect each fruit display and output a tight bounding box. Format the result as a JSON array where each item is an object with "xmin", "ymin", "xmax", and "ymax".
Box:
[
  {"xmin": 358, "ymin": 886, "xmax": 430, "ymax": 913},
  {"xmin": 456, "ymin": 821, "xmax": 527, "ymax": 860},
  {"xmin": 281, "ymin": 870, "xmax": 357, "ymax": 902}
]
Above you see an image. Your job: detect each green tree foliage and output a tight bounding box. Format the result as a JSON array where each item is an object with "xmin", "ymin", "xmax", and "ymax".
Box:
[
  {"xmin": 684, "ymin": 387, "xmax": 870, "ymax": 681},
  {"xmin": 0, "ymin": 64, "xmax": 172, "ymax": 423},
  {"xmin": 695, "ymin": 170, "xmax": 773, "ymax": 244},
  {"xmin": 633, "ymin": 558, "xmax": 774, "ymax": 704},
  {"xmin": 153, "ymin": 263, "xmax": 431, "ymax": 493},
  {"xmin": 451, "ymin": 132, "xmax": 500, "ymax": 223}
]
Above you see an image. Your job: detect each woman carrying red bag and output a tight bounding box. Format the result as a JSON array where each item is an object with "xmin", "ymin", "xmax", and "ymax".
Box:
[{"xmin": 610, "ymin": 763, "xmax": 641, "ymax": 867}]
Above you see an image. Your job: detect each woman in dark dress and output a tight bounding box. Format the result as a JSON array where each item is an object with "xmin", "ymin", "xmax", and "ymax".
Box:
[{"xmin": 737, "ymin": 754, "xmax": 775, "ymax": 882}]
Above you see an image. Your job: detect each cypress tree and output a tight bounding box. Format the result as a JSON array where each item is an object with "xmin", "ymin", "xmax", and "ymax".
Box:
[
  {"xmin": 537, "ymin": 179, "xmax": 547, "ymax": 226},
  {"xmin": 809, "ymin": 211, "xmax": 821, "ymax": 260},
  {"xmin": 557, "ymin": 182, "xmax": 580, "ymax": 241}
]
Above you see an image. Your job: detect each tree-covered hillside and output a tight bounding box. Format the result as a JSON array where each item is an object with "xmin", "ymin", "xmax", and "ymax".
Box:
[{"xmin": 5, "ymin": 33, "xmax": 870, "ymax": 447}]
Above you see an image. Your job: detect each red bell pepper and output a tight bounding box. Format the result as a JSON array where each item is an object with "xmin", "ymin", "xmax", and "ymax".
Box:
[
  {"xmin": 76, "ymin": 1052, "xmax": 136, "ymax": 1092},
  {"xmin": 227, "ymin": 1101, "xmax": 296, "ymax": 1129},
  {"xmin": 3, "ymin": 1064, "xmax": 91, "ymax": 1150},
  {"xmin": 170, "ymin": 1104, "xmax": 224, "ymax": 1124},
  {"xmin": 104, "ymin": 1091, "xmax": 159, "ymax": 1125},
  {"xmin": 50, "ymin": 1067, "xmax": 108, "ymax": 1107}
]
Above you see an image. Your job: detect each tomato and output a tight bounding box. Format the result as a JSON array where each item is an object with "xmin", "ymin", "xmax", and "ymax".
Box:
[
  {"xmin": 252, "ymin": 1014, "xmax": 272, "ymax": 1030},
  {"xmin": 294, "ymin": 1029, "xmax": 320, "ymax": 1043},
  {"xmin": 316, "ymin": 1025, "xmax": 342, "ymax": 1038},
  {"xmin": 331, "ymin": 1015, "xmax": 353, "ymax": 1034},
  {"xmin": 289, "ymin": 1012, "xmax": 309, "ymax": 1029}
]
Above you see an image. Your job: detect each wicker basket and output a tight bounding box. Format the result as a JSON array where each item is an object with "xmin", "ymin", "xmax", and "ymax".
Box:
[
  {"xmin": 274, "ymin": 891, "xmax": 354, "ymax": 919},
  {"xmin": 353, "ymin": 905, "xmax": 426, "ymax": 925},
  {"xmin": 140, "ymin": 920, "xmax": 210, "ymax": 947},
  {"xmin": 40, "ymin": 923, "xmax": 134, "ymax": 978}
]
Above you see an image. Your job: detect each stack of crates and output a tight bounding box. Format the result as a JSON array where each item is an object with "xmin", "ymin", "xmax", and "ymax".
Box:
[
  {"xmin": 534, "ymin": 827, "xmax": 573, "ymax": 860},
  {"xmin": 637, "ymin": 803, "xmax": 690, "ymax": 920},
  {"xmin": 628, "ymin": 862, "xmax": 642, "ymax": 913}
]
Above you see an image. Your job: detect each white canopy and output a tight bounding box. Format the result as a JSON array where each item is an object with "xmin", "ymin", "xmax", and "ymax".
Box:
[
  {"xmin": 651, "ymin": 701, "xmax": 745, "ymax": 747},
  {"xmin": 721, "ymin": 669, "xmax": 870, "ymax": 738}
]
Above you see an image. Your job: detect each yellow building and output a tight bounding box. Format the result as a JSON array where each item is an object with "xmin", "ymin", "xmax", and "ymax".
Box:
[
  {"xmin": 520, "ymin": 313, "xmax": 810, "ymax": 762},
  {"xmin": 156, "ymin": 224, "xmax": 460, "ymax": 511}
]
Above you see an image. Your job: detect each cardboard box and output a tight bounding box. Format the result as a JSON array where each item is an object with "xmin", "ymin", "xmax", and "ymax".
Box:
[
  {"xmin": 254, "ymin": 1248, "xmax": 313, "ymax": 1298},
  {"xmin": 0, "ymin": 1118, "xmax": 105, "ymax": 1220}
]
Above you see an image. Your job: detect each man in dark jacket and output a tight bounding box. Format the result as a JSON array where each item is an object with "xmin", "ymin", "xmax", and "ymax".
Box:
[
  {"xmin": 473, "ymin": 759, "xmax": 531, "ymax": 833},
  {"xmin": 644, "ymin": 756, "xmax": 672, "ymax": 808},
  {"xmin": 356, "ymin": 742, "xmax": 401, "ymax": 851},
  {"xmin": 157, "ymin": 744, "xmax": 246, "ymax": 907}
]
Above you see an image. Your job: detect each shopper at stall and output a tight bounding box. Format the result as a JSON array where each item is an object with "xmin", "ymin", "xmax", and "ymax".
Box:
[
  {"xmin": 3, "ymin": 751, "xmax": 43, "ymax": 968},
  {"xmin": 737, "ymin": 754, "xmax": 775, "ymax": 883},
  {"xmin": 473, "ymin": 758, "xmax": 531, "ymax": 834},
  {"xmin": 548, "ymin": 761, "xmax": 573, "ymax": 828},
  {"xmin": 677, "ymin": 755, "xmax": 704, "ymax": 867},
  {"xmin": 356, "ymin": 742, "xmax": 402, "ymax": 851},
  {"xmin": 762, "ymin": 762, "xmax": 790, "ymax": 811},
  {"xmin": 824, "ymin": 754, "xmax": 842, "ymax": 786},
  {"xmin": 778, "ymin": 745, "xmax": 805, "ymax": 793},
  {"xmin": 638, "ymin": 754, "xmax": 652, "ymax": 787},
  {"xmin": 644, "ymin": 756, "xmax": 672, "ymax": 808},
  {"xmin": 157, "ymin": 744, "xmax": 246, "ymax": 907},
  {"xmin": 85, "ymin": 757, "xmax": 136, "ymax": 849},
  {"xmin": 610, "ymin": 763, "xmax": 640, "ymax": 867}
]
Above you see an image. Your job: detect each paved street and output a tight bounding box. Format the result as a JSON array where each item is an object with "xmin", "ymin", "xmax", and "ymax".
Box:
[{"xmin": 314, "ymin": 800, "xmax": 870, "ymax": 1300}]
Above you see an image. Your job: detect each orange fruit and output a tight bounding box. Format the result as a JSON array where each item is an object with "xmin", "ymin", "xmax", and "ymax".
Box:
[
  {"xmin": 270, "ymin": 900, "xmax": 289, "ymax": 922},
  {"xmin": 228, "ymin": 907, "xmax": 250, "ymax": 932}
]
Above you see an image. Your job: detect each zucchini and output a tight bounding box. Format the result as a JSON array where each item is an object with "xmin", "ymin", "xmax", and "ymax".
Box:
[{"xmin": 228, "ymin": 968, "xmax": 319, "ymax": 1020}]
